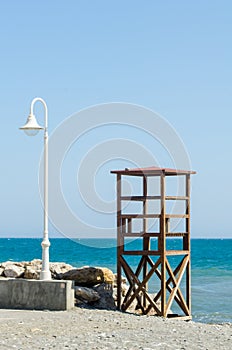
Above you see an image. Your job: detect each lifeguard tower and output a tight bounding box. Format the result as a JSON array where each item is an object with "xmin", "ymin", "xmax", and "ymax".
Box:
[{"xmin": 111, "ymin": 166, "xmax": 196, "ymax": 319}]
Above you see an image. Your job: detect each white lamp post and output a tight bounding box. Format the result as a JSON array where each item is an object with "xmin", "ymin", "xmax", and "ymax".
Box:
[{"xmin": 20, "ymin": 97, "xmax": 51, "ymax": 280}]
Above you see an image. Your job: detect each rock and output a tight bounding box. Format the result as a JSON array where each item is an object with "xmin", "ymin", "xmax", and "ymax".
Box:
[
  {"xmin": 23, "ymin": 260, "xmax": 42, "ymax": 279},
  {"xmin": 75, "ymin": 286, "xmax": 100, "ymax": 303},
  {"xmin": 1, "ymin": 261, "xmax": 24, "ymax": 269},
  {"xmin": 61, "ymin": 267, "xmax": 114, "ymax": 287},
  {"xmin": 0, "ymin": 267, "xmax": 4, "ymax": 276},
  {"xmin": 50, "ymin": 262, "xmax": 73, "ymax": 279},
  {"xmin": 100, "ymin": 268, "xmax": 114, "ymax": 284},
  {"xmin": 4, "ymin": 264, "xmax": 25, "ymax": 278},
  {"xmin": 92, "ymin": 283, "xmax": 116, "ymax": 310},
  {"xmin": 24, "ymin": 266, "xmax": 40, "ymax": 280},
  {"xmin": 113, "ymin": 281, "xmax": 128, "ymax": 302},
  {"xmin": 29, "ymin": 259, "xmax": 42, "ymax": 266}
]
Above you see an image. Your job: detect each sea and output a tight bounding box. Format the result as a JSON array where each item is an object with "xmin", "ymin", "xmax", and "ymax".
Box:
[{"xmin": 0, "ymin": 238, "xmax": 231, "ymax": 325}]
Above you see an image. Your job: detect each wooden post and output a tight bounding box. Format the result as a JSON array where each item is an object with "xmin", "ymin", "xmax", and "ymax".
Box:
[
  {"xmin": 160, "ymin": 171, "xmax": 166, "ymax": 316},
  {"xmin": 185, "ymin": 174, "xmax": 191, "ymax": 314},
  {"xmin": 143, "ymin": 176, "xmax": 149, "ymax": 308},
  {"xmin": 117, "ymin": 174, "xmax": 122, "ymax": 310}
]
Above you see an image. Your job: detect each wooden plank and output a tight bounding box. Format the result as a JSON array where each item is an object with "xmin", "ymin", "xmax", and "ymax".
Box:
[
  {"xmin": 166, "ymin": 250, "xmax": 189, "ymax": 255},
  {"xmin": 167, "ymin": 315, "xmax": 192, "ymax": 321},
  {"xmin": 185, "ymin": 174, "xmax": 191, "ymax": 314},
  {"xmin": 166, "ymin": 233, "xmax": 188, "ymax": 237},
  {"xmin": 127, "ymin": 218, "xmax": 132, "ymax": 234},
  {"xmin": 121, "ymin": 195, "xmax": 161, "ymax": 201},
  {"xmin": 121, "ymin": 218, "xmax": 126, "ymax": 234},
  {"xmin": 122, "ymin": 250, "xmax": 160, "ymax": 256},
  {"xmin": 165, "ymin": 196, "xmax": 189, "ymax": 200},
  {"xmin": 160, "ymin": 171, "xmax": 166, "ymax": 316},
  {"xmin": 165, "ymin": 218, "xmax": 170, "ymax": 234},
  {"xmin": 123, "ymin": 232, "xmax": 160, "ymax": 237},
  {"xmin": 120, "ymin": 195, "xmax": 189, "ymax": 201},
  {"xmin": 143, "ymin": 176, "xmax": 149, "ymax": 308},
  {"xmin": 121, "ymin": 214, "xmax": 160, "ymax": 219},
  {"xmin": 122, "ymin": 232, "xmax": 188, "ymax": 237},
  {"xmin": 186, "ymin": 260, "xmax": 191, "ymax": 314},
  {"xmin": 166, "ymin": 214, "xmax": 190, "ymax": 219},
  {"xmin": 117, "ymin": 174, "xmax": 122, "ymax": 310},
  {"xmin": 184, "ymin": 174, "xmax": 191, "ymax": 250}
]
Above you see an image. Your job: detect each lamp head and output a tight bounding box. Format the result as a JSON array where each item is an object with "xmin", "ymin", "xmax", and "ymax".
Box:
[{"xmin": 19, "ymin": 113, "xmax": 43, "ymax": 136}]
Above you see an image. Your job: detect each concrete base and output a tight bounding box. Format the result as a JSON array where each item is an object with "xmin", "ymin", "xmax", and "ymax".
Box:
[{"xmin": 0, "ymin": 279, "xmax": 75, "ymax": 311}]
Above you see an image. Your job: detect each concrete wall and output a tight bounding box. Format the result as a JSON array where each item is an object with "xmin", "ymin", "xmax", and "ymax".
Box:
[{"xmin": 0, "ymin": 279, "xmax": 75, "ymax": 311}]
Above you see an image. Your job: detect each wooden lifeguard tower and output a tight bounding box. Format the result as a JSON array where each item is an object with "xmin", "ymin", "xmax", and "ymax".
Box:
[{"xmin": 111, "ymin": 166, "xmax": 196, "ymax": 319}]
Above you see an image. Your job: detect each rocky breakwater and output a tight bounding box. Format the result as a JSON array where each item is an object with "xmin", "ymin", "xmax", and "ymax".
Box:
[
  {"xmin": 0, "ymin": 260, "xmax": 127, "ymax": 310},
  {"xmin": 61, "ymin": 266, "xmax": 117, "ymax": 309}
]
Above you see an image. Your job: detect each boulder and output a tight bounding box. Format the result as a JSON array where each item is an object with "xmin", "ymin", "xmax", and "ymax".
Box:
[
  {"xmin": 61, "ymin": 267, "xmax": 114, "ymax": 287},
  {"xmin": 100, "ymin": 268, "xmax": 114, "ymax": 284},
  {"xmin": 4, "ymin": 264, "xmax": 24, "ymax": 278},
  {"xmin": 75, "ymin": 286, "xmax": 100, "ymax": 303},
  {"xmin": 1, "ymin": 261, "xmax": 24, "ymax": 269},
  {"xmin": 0, "ymin": 267, "xmax": 4, "ymax": 276},
  {"xmin": 29, "ymin": 259, "xmax": 42, "ymax": 266},
  {"xmin": 23, "ymin": 260, "xmax": 42, "ymax": 280},
  {"xmin": 24, "ymin": 266, "xmax": 40, "ymax": 280},
  {"xmin": 50, "ymin": 262, "xmax": 73, "ymax": 279},
  {"xmin": 92, "ymin": 283, "xmax": 116, "ymax": 310}
]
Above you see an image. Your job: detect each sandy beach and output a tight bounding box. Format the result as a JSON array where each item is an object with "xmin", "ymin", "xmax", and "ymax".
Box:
[{"xmin": 0, "ymin": 307, "xmax": 231, "ymax": 350}]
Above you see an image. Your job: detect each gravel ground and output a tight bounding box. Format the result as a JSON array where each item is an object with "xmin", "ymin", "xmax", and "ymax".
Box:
[{"xmin": 0, "ymin": 308, "xmax": 231, "ymax": 350}]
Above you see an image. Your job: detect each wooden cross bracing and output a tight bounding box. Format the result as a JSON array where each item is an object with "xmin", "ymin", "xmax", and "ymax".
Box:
[{"xmin": 119, "ymin": 254, "xmax": 190, "ymax": 317}]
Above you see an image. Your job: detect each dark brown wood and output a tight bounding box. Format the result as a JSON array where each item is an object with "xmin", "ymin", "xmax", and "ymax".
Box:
[
  {"xmin": 142, "ymin": 176, "xmax": 149, "ymax": 308},
  {"xmin": 185, "ymin": 174, "xmax": 191, "ymax": 313},
  {"xmin": 117, "ymin": 174, "xmax": 122, "ymax": 310},
  {"xmin": 123, "ymin": 232, "xmax": 160, "ymax": 237},
  {"xmin": 123, "ymin": 250, "xmax": 161, "ymax": 256},
  {"xmin": 121, "ymin": 195, "xmax": 161, "ymax": 201},
  {"xmin": 160, "ymin": 171, "xmax": 166, "ymax": 316},
  {"xmin": 121, "ymin": 214, "xmax": 161, "ymax": 219},
  {"xmin": 112, "ymin": 165, "xmax": 195, "ymax": 319},
  {"xmin": 122, "ymin": 232, "xmax": 188, "ymax": 237},
  {"xmin": 120, "ymin": 195, "xmax": 189, "ymax": 201},
  {"xmin": 111, "ymin": 166, "xmax": 196, "ymax": 176}
]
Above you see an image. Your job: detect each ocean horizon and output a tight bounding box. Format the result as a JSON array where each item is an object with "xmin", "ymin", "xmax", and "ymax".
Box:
[{"xmin": 0, "ymin": 237, "xmax": 231, "ymax": 324}]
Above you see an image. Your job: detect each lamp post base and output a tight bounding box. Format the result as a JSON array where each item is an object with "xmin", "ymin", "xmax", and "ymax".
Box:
[
  {"xmin": 40, "ymin": 237, "xmax": 51, "ymax": 281},
  {"xmin": 40, "ymin": 270, "xmax": 52, "ymax": 280}
]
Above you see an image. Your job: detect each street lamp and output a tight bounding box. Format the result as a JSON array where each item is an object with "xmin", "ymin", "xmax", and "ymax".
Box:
[{"xmin": 20, "ymin": 97, "xmax": 51, "ymax": 280}]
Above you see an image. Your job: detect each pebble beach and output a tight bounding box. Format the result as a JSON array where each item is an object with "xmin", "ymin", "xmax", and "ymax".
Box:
[{"xmin": 0, "ymin": 307, "xmax": 231, "ymax": 350}]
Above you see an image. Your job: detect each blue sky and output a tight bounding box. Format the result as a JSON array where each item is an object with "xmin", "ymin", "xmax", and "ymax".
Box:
[{"xmin": 0, "ymin": 0, "xmax": 231, "ymax": 238}]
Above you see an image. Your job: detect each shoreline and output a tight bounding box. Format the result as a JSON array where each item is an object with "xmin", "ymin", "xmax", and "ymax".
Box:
[
  {"xmin": 0, "ymin": 240, "xmax": 231, "ymax": 325},
  {"xmin": 0, "ymin": 307, "xmax": 231, "ymax": 350}
]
